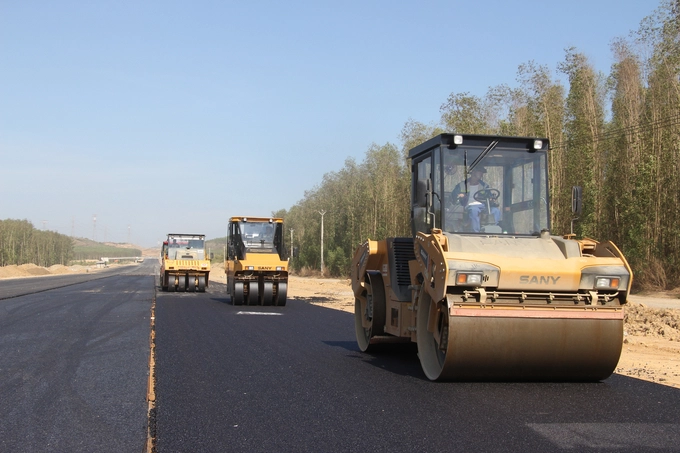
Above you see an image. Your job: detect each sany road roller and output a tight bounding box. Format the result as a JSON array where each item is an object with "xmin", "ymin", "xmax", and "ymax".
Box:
[
  {"xmin": 225, "ymin": 217, "xmax": 288, "ymax": 306},
  {"xmin": 351, "ymin": 134, "xmax": 632, "ymax": 381},
  {"xmin": 160, "ymin": 233, "xmax": 211, "ymax": 292}
]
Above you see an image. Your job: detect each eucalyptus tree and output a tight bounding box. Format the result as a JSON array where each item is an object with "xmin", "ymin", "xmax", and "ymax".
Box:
[
  {"xmin": 637, "ymin": 0, "xmax": 680, "ymax": 284},
  {"xmin": 440, "ymin": 92, "xmax": 495, "ymax": 134},
  {"xmin": 400, "ymin": 119, "xmax": 444, "ymax": 157},
  {"xmin": 279, "ymin": 142, "xmax": 410, "ymax": 276},
  {"xmin": 512, "ymin": 62, "xmax": 569, "ymax": 231},
  {"xmin": 0, "ymin": 219, "xmax": 74, "ymax": 267},
  {"xmin": 604, "ymin": 39, "xmax": 648, "ymax": 272},
  {"xmin": 557, "ymin": 48, "xmax": 607, "ymax": 239}
]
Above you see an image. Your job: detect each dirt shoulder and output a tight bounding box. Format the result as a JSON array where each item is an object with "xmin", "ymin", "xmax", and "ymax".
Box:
[{"xmin": 0, "ymin": 263, "xmax": 107, "ymax": 278}]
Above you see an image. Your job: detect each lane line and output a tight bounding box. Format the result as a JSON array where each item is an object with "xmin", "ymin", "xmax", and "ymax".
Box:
[{"xmin": 236, "ymin": 311, "xmax": 283, "ymax": 316}]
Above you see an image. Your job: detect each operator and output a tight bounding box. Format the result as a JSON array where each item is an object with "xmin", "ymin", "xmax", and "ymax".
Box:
[
  {"xmin": 451, "ymin": 167, "xmax": 501, "ymax": 232},
  {"xmin": 264, "ymin": 225, "xmax": 274, "ymax": 240}
]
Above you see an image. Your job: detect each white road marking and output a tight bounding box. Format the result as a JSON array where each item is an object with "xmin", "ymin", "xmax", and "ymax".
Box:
[{"xmin": 236, "ymin": 311, "xmax": 283, "ymax": 316}]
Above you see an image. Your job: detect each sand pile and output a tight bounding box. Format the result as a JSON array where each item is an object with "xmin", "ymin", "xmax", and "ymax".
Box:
[{"xmin": 625, "ymin": 303, "xmax": 680, "ymax": 341}]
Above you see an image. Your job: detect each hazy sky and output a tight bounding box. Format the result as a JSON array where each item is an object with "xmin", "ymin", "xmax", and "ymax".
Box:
[{"xmin": 0, "ymin": 0, "xmax": 657, "ymax": 247}]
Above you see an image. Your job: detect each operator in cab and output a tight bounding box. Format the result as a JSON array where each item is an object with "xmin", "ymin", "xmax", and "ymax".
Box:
[{"xmin": 451, "ymin": 167, "xmax": 500, "ymax": 232}]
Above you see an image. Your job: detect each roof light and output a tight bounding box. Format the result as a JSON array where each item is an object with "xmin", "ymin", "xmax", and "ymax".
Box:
[
  {"xmin": 533, "ymin": 140, "xmax": 543, "ymax": 150},
  {"xmin": 453, "ymin": 135, "xmax": 463, "ymax": 145}
]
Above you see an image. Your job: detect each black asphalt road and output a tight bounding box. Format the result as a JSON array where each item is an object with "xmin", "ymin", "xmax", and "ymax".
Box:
[
  {"xmin": 0, "ymin": 262, "xmax": 154, "ymax": 452},
  {"xmin": 155, "ymin": 285, "xmax": 680, "ymax": 453},
  {"xmin": 0, "ymin": 264, "xmax": 144, "ymax": 300}
]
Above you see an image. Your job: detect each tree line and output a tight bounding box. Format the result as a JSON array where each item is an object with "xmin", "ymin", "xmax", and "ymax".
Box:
[
  {"xmin": 277, "ymin": 1, "xmax": 680, "ymax": 290},
  {"xmin": 0, "ymin": 219, "xmax": 74, "ymax": 267},
  {"xmin": 72, "ymin": 245, "xmax": 142, "ymax": 261}
]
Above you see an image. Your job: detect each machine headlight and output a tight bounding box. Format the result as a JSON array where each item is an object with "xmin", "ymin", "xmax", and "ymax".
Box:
[
  {"xmin": 595, "ymin": 276, "xmax": 621, "ymax": 289},
  {"xmin": 246, "ymin": 266, "xmax": 254, "ymax": 270},
  {"xmin": 276, "ymin": 266, "xmax": 283, "ymax": 271},
  {"xmin": 453, "ymin": 135, "xmax": 464, "ymax": 145},
  {"xmin": 456, "ymin": 272, "xmax": 483, "ymax": 286},
  {"xmin": 533, "ymin": 139, "xmax": 543, "ymax": 150}
]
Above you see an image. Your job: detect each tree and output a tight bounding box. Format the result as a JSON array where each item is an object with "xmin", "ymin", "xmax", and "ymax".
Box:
[{"xmin": 557, "ymin": 48, "xmax": 607, "ymax": 238}]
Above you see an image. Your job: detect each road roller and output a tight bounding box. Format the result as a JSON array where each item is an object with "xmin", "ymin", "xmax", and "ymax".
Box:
[
  {"xmin": 160, "ymin": 233, "xmax": 211, "ymax": 292},
  {"xmin": 225, "ymin": 216, "xmax": 288, "ymax": 306},
  {"xmin": 351, "ymin": 133, "xmax": 632, "ymax": 381}
]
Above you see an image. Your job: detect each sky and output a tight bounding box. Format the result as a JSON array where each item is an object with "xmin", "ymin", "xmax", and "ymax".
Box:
[{"xmin": 0, "ymin": 0, "xmax": 659, "ymax": 248}]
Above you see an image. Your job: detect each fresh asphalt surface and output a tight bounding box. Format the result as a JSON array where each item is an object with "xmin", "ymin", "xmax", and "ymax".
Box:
[
  {"xmin": 0, "ymin": 261, "xmax": 153, "ymax": 452},
  {"xmin": 0, "ymin": 264, "xmax": 141, "ymax": 301},
  {"xmin": 155, "ymin": 284, "xmax": 680, "ymax": 452},
  {"xmin": 2, "ymin": 262, "xmax": 680, "ymax": 452}
]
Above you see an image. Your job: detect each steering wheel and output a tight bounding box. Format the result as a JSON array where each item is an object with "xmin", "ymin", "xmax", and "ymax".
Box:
[{"xmin": 474, "ymin": 188, "xmax": 500, "ymax": 202}]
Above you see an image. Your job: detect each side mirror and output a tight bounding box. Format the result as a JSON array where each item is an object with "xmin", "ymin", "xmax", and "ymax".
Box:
[{"xmin": 571, "ymin": 186, "xmax": 582, "ymax": 216}]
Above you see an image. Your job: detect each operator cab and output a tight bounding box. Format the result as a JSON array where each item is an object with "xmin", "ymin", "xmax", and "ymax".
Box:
[
  {"xmin": 227, "ymin": 218, "xmax": 285, "ymax": 259},
  {"xmin": 164, "ymin": 234, "xmax": 207, "ymax": 260},
  {"xmin": 410, "ymin": 134, "xmax": 550, "ymax": 236}
]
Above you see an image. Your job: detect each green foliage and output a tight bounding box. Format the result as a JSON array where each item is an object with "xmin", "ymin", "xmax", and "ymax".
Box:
[
  {"xmin": 205, "ymin": 237, "xmax": 226, "ymax": 262},
  {"xmin": 0, "ymin": 219, "xmax": 74, "ymax": 266},
  {"xmin": 440, "ymin": 92, "xmax": 496, "ymax": 134},
  {"xmin": 282, "ymin": 143, "xmax": 410, "ymax": 276},
  {"xmin": 73, "ymin": 244, "xmax": 142, "ymax": 260}
]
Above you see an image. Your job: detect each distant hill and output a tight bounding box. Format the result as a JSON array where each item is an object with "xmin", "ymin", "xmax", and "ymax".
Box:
[
  {"xmin": 72, "ymin": 237, "xmax": 142, "ymax": 261},
  {"xmin": 206, "ymin": 237, "xmax": 226, "ymax": 262}
]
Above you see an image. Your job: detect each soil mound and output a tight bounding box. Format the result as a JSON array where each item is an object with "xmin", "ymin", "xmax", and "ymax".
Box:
[
  {"xmin": 625, "ymin": 303, "xmax": 680, "ymax": 341},
  {"xmin": 18, "ymin": 263, "xmax": 50, "ymax": 276}
]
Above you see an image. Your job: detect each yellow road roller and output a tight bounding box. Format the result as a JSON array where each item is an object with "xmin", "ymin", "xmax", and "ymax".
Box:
[
  {"xmin": 225, "ymin": 216, "xmax": 288, "ymax": 306},
  {"xmin": 160, "ymin": 233, "xmax": 211, "ymax": 292},
  {"xmin": 351, "ymin": 134, "xmax": 632, "ymax": 381}
]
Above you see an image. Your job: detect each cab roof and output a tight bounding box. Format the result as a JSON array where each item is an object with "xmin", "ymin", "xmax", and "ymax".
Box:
[{"xmin": 408, "ymin": 133, "xmax": 549, "ymax": 160}]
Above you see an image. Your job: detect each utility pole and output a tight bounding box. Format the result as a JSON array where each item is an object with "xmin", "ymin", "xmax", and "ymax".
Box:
[
  {"xmin": 290, "ymin": 229, "xmax": 294, "ymax": 259},
  {"xmin": 318, "ymin": 210, "xmax": 326, "ymax": 273},
  {"xmin": 93, "ymin": 214, "xmax": 97, "ymax": 241}
]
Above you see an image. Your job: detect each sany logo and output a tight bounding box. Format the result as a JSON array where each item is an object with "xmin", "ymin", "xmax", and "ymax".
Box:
[{"xmin": 520, "ymin": 275, "xmax": 561, "ymax": 285}]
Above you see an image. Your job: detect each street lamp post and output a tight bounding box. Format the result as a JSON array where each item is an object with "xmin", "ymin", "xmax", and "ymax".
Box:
[{"xmin": 318, "ymin": 210, "xmax": 326, "ymax": 273}]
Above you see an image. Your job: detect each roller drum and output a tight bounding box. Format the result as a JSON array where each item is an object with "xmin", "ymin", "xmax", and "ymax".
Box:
[
  {"xmin": 354, "ymin": 271, "xmax": 386, "ymax": 352},
  {"xmin": 418, "ymin": 298, "xmax": 624, "ymax": 381}
]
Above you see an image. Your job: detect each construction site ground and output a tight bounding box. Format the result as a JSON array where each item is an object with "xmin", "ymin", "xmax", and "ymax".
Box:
[{"xmin": 2, "ymin": 262, "xmax": 679, "ymax": 389}]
